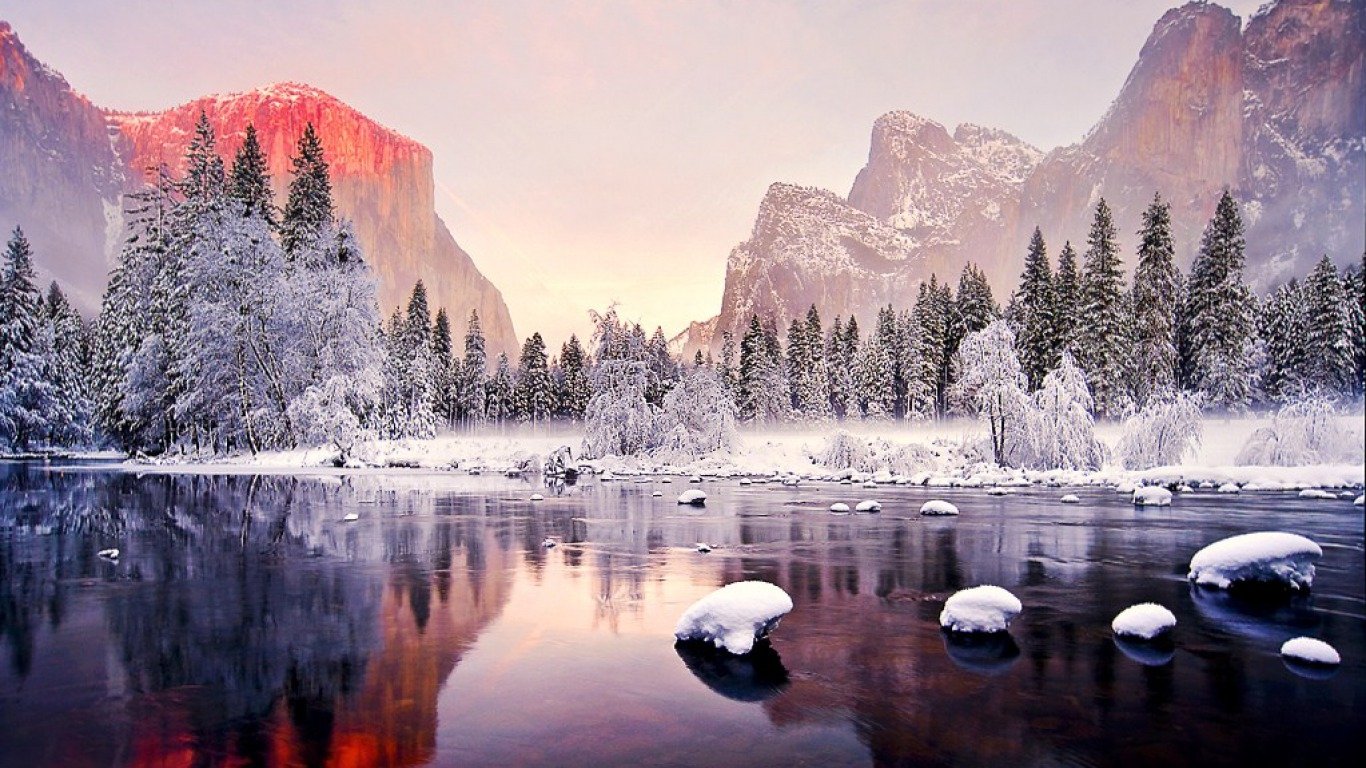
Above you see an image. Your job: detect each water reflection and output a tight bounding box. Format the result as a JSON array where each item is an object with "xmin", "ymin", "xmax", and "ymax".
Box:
[
  {"xmin": 0, "ymin": 464, "xmax": 1361, "ymax": 767},
  {"xmin": 1114, "ymin": 636, "xmax": 1177, "ymax": 667}
]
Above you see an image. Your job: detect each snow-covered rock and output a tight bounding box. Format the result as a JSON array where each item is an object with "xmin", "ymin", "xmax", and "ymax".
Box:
[
  {"xmin": 541, "ymin": 538, "xmax": 556, "ymax": 548},
  {"xmin": 1132, "ymin": 486, "xmax": 1173, "ymax": 506},
  {"xmin": 97, "ymin": 548, "xmax": 120, "ymax": 560},
  {"xmin": 652, "ymin": 490, "xmax": 663, "ymax": 497},
  {"xmin": 738, "ymin": 478, "xmax": 752, "ymax": 486},
  {"xmin": 677, "ymin": 490, "xmax": 707, "ymax": 506},
  {"xmin": 341, "ymin": 512, "xmax": 359, "ymax": 522},
  {"xmin": 1280, "ymin": 637, "xmax": 1340, "ymax": 666},
  {"xmin": 1356, "ymin": 495, "xmax": 1364, "ymax": 506},
  {"xmin": 1217, "ymin": 482, "xmax": 1241, "ymax": 494},
  {"xmin": 1297, "ymin": 489, "xmax": 1336, "ymax": 500},
  {"xmin": 939, "ymin": 585, "xmax": 1022, "ymax": 633},
  {"xmin": 529, "ymin": 493, "xmax": 544, "ymax": 501},
  {"xmin": 695, "ymin": 542, "xmax": 713, "ymax": 553},
  {"xmin": 920, "ymin": 499, "xmax": 960, "ymax": 516},
  {"xmin": 1111, "ymin": 603, "xmax": 1177, "ymax": 640},
  {"xmin": 1059, "ymin": 494, "xmax": 1080, "ymax": 504},
  {"xmin": 830, "ymin": 503, "xmax": 851, "ymax": 513},
  {"xmin": 855, "ymin": 500, "xmax": 882, "ymax": 512},
  {"xmin": 985, "ymin": 487, "xmax": 1012, "ymax": 496},
  {"xmin": 1115, "ymin": 482, "xmax": 1137, "ymax": 494},
  {"xmin": 674, "ymin": 581, "xmax": 794, "ymax": 655},
  {"xmin": 1187, "ymin": 531, "xmax": 1322, "ymax": 591}
]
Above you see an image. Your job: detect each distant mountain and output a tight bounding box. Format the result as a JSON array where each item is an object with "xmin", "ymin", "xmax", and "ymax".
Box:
[
  {"xmin": 682, "ymin": 0, "xmax": 1364, "ymax": 355},
  {"xmin": 0, "ymin": 22, "xmax": 518, "ymax": 358}
]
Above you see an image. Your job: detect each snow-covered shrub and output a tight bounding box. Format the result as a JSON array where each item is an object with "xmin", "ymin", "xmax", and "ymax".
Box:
[
  {"xmin": 287, "ymin": 376, "xmax": 374, "ymax": 460},
  {"xmin": 1020, "ymin": 353, "xmax": 1104, "ymax": 470},
  {"xmin": 581, "ymin": 360, "xmax": 657, "ymax": 459},
  {"xmin": 951, "ymin": 321, "xmax": 1031, "ymax": 466},
  {"xmin": 655, "ymin": 365, "xmax": 739, "ymax": 461},
  {"xmin": 819, "ymin": 430, "xmax": 875, "ymax": 472},
  {"xmin": 1117, "ymin": 391, "xmax": 1204, "ymax": 470},
  {"xmin": 881, "ymin": 442, "xmax": 936, "ymax": 475},
  {"xmin": 1235, "ymin": 396, "xmax": 1362, "ymax": 466}
]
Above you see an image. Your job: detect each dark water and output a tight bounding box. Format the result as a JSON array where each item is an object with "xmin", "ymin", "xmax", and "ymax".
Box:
[{"xmin": 0, "ymin": 463, "xmax": 1362, "ymax": 768}]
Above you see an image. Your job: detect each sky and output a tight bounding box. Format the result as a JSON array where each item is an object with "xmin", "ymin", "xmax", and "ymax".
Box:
[{"xmin": 7, "ymin": 0, "xmax": 1265, "ymax": 347}]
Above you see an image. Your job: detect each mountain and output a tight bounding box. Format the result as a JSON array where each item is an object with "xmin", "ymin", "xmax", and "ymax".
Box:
[
  {"xmin": 684, "ymin": 0, "xmax": 1364, "ymax": 355},
  {"xmin": 0, "ymin": 23, "xmax": 518, "ymax": 358}
]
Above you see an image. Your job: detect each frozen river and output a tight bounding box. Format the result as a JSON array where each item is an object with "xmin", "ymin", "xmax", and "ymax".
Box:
[{"xmin": 0, "ymin": 462, "xmax": 1361, "ymax": 766}]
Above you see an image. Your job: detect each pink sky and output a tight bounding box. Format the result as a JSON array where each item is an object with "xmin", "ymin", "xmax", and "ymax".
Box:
[{"xmin": 9, "ymin": 0, "xmax": 1264, "ymax": 347}]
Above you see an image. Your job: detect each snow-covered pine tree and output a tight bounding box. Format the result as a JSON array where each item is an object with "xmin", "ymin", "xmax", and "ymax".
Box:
[
  {"xmin": 431, "ymin": 308, "xmax": 457, "ymax": 426},
  {"xmin": 854, "ymin": 333, "xmax": 894, "ymax": 419},
  {"xmin": 1346, "ymin": 254, "xmax": 1366, "ymax": 396},
  {"xmin": 1183, "ymin": 190, "xmax": 1257, "ymax": 410},
  {"xmin": 800, "ymin": 305, "xmax": 832, "ymax": 419},
  {"xmin": 718, "ymin": 330, "xmax": 737, "ymax": 395},
  {"xmin": 461, "ymin": 310, "xmax": 487, "ymax": 423},
  {"xmin": 932, "ymin": 277, "xmax": 957, "ymax": 413},
  {"xmin": 557, "ymin": 334, "xmax": 591, "ymax": 420},
  {"xmin": 1052, "ymin": 241, "xmax": 1081, "ymax": 358},
  {"xmin": 1259, "ymin": 280, "xmax": 1308, "ymax": 402},
  {"xmin": 281, "ymin": 123, "xmax": 335, "ymax": 260},
  {"xmin": 906, "ymin": 280, "xmax": 944, "ymax": 420},
  {"xmin": 874, "ymin": 305, "xmax": 908, "ymax": 418},
  {"xmin": 1075, "ymin": 198, "xmax": 1133, "ymax": 417},
  {"xmin": 0, "ymin": 226, "xmax": 48, "ymax": 450},
  {"xmin": 36, "ymin": 283, "xmax": 94, "ymax": 447},
  {"xmin": 656, "ymin": 364, "xmax": 740, "ymax": 460},
  {"xmin": 1015, "ymin": 228, "xmax": 1056, "ymax": 390},
  {"xmin": 645, "ymin": 326, "xmax": 677, "ymax": 406},
  {"xmin": 737, "ymin": 314, "xmax": 790, "ymax": 423},
  {"xmin": 1302, "ymin": 255, "xmax": 1354, "ymax": 395},
  {"xmin": 1131, "ymin": 193, "xmax": 1181, "ymax": 408},
  {"xmin": 825, "ymin": 317, "xmax": 850, "ymax": 418},
  {"xmin": 785, "ymin": 316, "xmax": 808, "ymax": 412},
  {"xmin": 229, "ymin": 124, "xmax": 276, "ymax": 228},
  {"xmin": 954, "ymin": 264, "xmax": 999, "ymax": 339},
  {"xmin": 514, "ymin": 332, "xmax": 555, "ymax": 423},
  {"xmin": 485, "ymin": 353, "xmax": 515, "ymax": 424}
]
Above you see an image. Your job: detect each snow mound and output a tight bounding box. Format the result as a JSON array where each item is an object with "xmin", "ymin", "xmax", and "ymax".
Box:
[
  {"xmin": 1217, "ymin": 483, "xmax": 1240, "ymax": 494},
  {"xmin": 674, "ymin": 581, "xmax": 794, "ymax": 655},
  {"xmin": 677, "ymin": 490, "xmax": 707, "ymax": 506},
  {"xmin": 920, "ymin": 499, "xmax": 959, "ymax": 516},
  {"xmin": 1187, "ymin": 531, "xmax": 1322, "ymax": 591},
  {"xmin": 530, "ymin": 493, "xmax": 544, "ymax": 501},
  {"xmin": 1280, "ymin": 637, "xmax": 1340, "ymax": 665},
  {"xmin": 855, "ymin": 500, "xmax": 882, "ymax": 512},
  {"xmin": 1132, "ymin": 486, "xmax": 1172, "ymax": 506},
  {"xmin": 830, "ymin": 503, "xmax": 851, "ymax": 513},
  {"xmin": 985, "ymin": 487, "xmax": 1012, "ymax": 496},
  {"xmin": 1356, "ymin": 495, "xmax": 1364, "ymax": 506},
  {"xmin": 1115, "ymin": 482, "xmax": 1136, "ymax": 494},
  {"xmin": 1111, "ymin": 603, "xmax": 1176, "ymax": 639},
  {"xmin": 939, "ymin": 585, "xmax": 1022, "ymax": 633},
  {"xmin": 97, "ymin": 548, "xmax": 120, "ymax": 560},
  {"xmin": 652, "ymin": 490, "xmax": 663, "ymax": 497},
  {"xmin": 1297, "ymin": 489, "xmax": 1335, "ymax": 500},
  {"xmin": 1060, "ymin": 494, "xmax": 1080, "ymax": 504}
]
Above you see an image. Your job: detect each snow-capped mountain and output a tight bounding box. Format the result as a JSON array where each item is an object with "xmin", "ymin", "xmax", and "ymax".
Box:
[
  {"xmin": 684, "ymin": 0, "xmax": 1363, "ymax": 355},
  {"xmin": 0, "ymin": 24, "xmax": 518, "ymax": 358}
]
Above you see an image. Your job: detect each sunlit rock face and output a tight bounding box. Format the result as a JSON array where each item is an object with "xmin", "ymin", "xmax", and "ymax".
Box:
[
  {"xmin": 0, "ymin": 26, "xmax": 518, "ymax": 357},
  {"xmin": 691, "ymin": 0, "xmax": 1363, "ymax": 354}
]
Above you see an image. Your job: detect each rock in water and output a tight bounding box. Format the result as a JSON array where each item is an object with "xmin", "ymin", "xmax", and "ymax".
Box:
[
  {"xmin": 677, "ymin": 490, "xmax": 707, "ymax": 506},
  {"xmin": 829, "ymin": 503, "xmax": 851, "ymax": 513},
  {"xmin": 97, "ymin": 548, "xmax": 119, "ymax": 560},
  {"xmin": 1297, "ymin": 489, "xmax": 1335, "ymax": 500},
  {"xmin": 939, "ymin": 586, "xmax": 1022, "ymax": 633},
  {"xmin": 1111, "ymin": 603, "xmax": 1177, "ymax": 640},
  {"xmin": 920, "ymin": 499, "xmax": 959, "ymax": 516},
  {"xmin": 1132, "ymin": 486, "xmax": 1173, "ymax": 506},
  {"xmin": 1060, "ymin": 494, "xmax": 1081, "ymax": 504},
  {"xmin": 855, "ymin": 500, "xmax": 882, "ymax": 512},
  {"xmin": 1187, "ymin": 531, "xmax": 1322, "ymax": 591},
  {"xmin": 674, "ymin": 581, "xmax": 794, "ymax": 655},
  {"xmin": 1280, "ymin": 637, "xmax": 1340, "ymax": 666}
]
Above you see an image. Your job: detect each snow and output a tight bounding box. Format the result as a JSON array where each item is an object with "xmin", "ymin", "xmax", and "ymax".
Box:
[
  {"xmin": 855, "ymin": 500, "xmax": 882, "ymax": 512},
  {"xmin": 1280, "ymin": 637, "xmax": 1340, "ymax": 666},
  {"xmin": 1132, "ymin": 486, "xmax": 1172, "ymax": 506},
  {"xmin": 939, "ymin": 586, "xmax": 1022, "ymax": 633},
  {"xmin": 674, "ymin": 581, "xmax": 794, "ymax": 655},
  {"xmin": 695, "ymin": 543, "xmax": 712, "ymax": 553},
  {"xmin": 1187, "ymin": 532, "xmax": 1322, "ymax": 591},
  {"xmin": 541, "ymin": 538, "xmax": 556, "ymax": 548},
  {"xmin": 1217, "ymin": 483, "xmax": 1241, "ymax": 494},
  {"xmin": 677, "ymin": 490, "xmax": 707, "ymax": 506},
  {"xmin": 1356, "ymin": 495, "xmax": 1364, "ymax": 506},
  {"xmin": 920, "ymin": 499, "xmax": 959, "ymax": 516},
  {"xmin": 830, "ymin": 503, "xmax": 851, "ymax": 513},
  {"xmin": 1111, "ymin": 603, "xmax": 1176, "ymax": 640},
  {"xmin": 341, "ymin": 512, "xmax": 359, "ymax": 522},
  {"xmin": 1297, "ymin": 489, "xmax": 1336, "ymax": 499},
  {"xmin": 1060, "ymin": 494, "xmax": 1080, "ymax": 504},
  {"xmin": 529, "ymin": 493, "xmax": 544, "ymax": 501},
  {"xmin": 652, "ymin": 490, "xmax": 663, "ymax": 497},
  {"xmin": 97, "ymin": 548, "xmax": 120, "ymax": 560}
]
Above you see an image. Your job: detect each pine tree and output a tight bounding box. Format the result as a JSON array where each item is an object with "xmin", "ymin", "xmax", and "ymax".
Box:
[
  {"xmin": 431, "ymin": 308, "xmax": 456, "ymax": 426},
  {"xmin": 281, "ymin": 123, "xmax": 335, "ymax": 259},
  {"xmin": 1075, "ymin": 198, "xmax": 1133, "ymax": 417},
  {"xmin": 514, "ymin": 332, "xmax": 554, "ymax": 423},
  {"xmin": 737, "ymin": 314, "xmax": 789, "ymax": 422},
  {"xmin": 854, "ymin": 334, "xmax": 894, "ymax": 419},
  {"xmin": 486, "ymin": 353, "xmax": 515, "ymax": 424},
  {"xmin": 1183, "ymin": 190, "xmax": 1257, "ymax": 410},
  {"xmin": 1302, "ymin": 255, "xmax": 1354, "ymax": 395},
  {"xmin": 1346, "ymin": 253, "xmax": 1366, "ymax": 396},
  {"xmin": 826, "ymin": 317, "xmax": 850, "ymax": 418},
  {"xmin": 645, "ymin": 326, "xmax": 677, "ymax": 406},
  {"xmin": 907, "ymin": 280, "xmax": 945, "ymax": 419},
  {"xmin": 461, "ymin": 310, "xmax": 487, "ymax": 423},
  {"xmin": 1052, "ymin": 241, "xmax": 1081, "ymax": 357},
  {"xmin": 718, "ymin": 331, "xmax": 737, "ymax": 395},
  {"xmin": 557, "ymin": 334, "xmax": 591, "ymax": 420},
  {"xmin": 785, "ymin": 316, "xmax": 808, "ymax": 412},
  {"xmin": 1259, "ymin": 280, "xmax": 1308, "ymax": 401},
  {"xmin": 1015, "ymin": 228, "xmax": 1056, "ymax": 390},
  {"xmin": 229, "ymin": 124, "xmax": 276, "ymax": 227},
  {"xmin": 799, "ymin": 305, "xmax": 831, "ymax": 419},
  {"xmin": 954, "ymin": 264, "xmax": 999, "ymax": 339},
  {"xmin": 1131, "ymin": 193, "xmax": 1181, "ymax": 407},
  {"xmin": 0, "ymin": 227, "xmax": 45, "ymax": 449}
]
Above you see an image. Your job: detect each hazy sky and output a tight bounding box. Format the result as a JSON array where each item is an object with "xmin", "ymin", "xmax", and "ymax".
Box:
[{"xmin": 8, "ymin": 0, "xmax": 1264, "ymax": 346}]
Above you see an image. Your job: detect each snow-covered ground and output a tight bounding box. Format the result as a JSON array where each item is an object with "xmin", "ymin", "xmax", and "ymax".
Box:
[{"xmin": 118, "ymin": 414, "xmax": 1363, "ymax": 490}]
